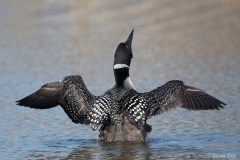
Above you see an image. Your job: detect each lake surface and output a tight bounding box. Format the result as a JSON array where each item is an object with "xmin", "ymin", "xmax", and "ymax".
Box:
[{"xmin": 0, "ymin": 0, "xmax": 239, "ymax": 159}]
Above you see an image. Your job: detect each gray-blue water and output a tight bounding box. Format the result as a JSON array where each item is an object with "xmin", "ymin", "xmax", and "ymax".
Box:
[{"xmin": 0, "ymin": 1, "xmax": 239, "ymax": 159}]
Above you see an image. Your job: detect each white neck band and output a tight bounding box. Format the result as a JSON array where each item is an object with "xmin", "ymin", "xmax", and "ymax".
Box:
[{"xmin": 113, "ymin": 64, "xmax": 129, "ymax": 69}]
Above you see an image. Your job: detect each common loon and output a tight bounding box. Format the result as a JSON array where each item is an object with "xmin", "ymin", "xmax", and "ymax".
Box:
[{"xmin": 16, "ymin": 29, "xmax": 225, "ymax": 142}]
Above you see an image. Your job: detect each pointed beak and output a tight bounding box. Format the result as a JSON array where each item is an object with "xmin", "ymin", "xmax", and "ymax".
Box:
[{"xmin": 125, "ymin": 29, "xmax": 134, "ymax": 47}]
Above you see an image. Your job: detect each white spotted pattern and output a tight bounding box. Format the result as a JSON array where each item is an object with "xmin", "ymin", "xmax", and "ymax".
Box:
[
  {"xmin": 87, "ymin": 96, "xmax": 112, "ymax": 130},
  {"xmin": 125, "ymin": 94, "xmax": 148, "ymax": 122}
]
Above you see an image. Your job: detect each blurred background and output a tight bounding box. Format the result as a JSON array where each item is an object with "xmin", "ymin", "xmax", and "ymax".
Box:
[{"xmin": 0, "ymin": 0, "xmax": 239, "ymax": 159}]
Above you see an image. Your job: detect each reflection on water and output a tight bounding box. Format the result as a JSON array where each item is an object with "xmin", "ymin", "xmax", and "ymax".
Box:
[
  {"xmin": 0, "ymin": 0, "xmax": 239, "ymax": 159},
  {"xmin": 25, "ymin": 138, "xmax": 212, "ymax": 159},
  {"xmin": 62, "ymin": 139, "xmax": 209, "ymax": 160}
]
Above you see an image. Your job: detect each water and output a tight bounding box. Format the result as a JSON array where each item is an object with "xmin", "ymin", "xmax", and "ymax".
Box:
[{"xmin": 0, "ymin": 0, "xmax": 239, "ymax": 159}]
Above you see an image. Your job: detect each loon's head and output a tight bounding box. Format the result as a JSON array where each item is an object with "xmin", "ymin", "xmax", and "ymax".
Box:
[{"xmin": 113, "ymin": 29, "xmax": 134, "ymax": 86}]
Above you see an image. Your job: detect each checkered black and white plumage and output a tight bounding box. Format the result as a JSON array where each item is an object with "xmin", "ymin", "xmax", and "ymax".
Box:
[
  {"xmin": 119, "ymin": 80, "xmax": 225, "ymax": 128},
  {"xmin": 16, "ymin": 75, "xmax": 225, "ymax": 131},
  {"xmin": 16, "ymin": 75, "xmax": 129, "ymax": 131},
  {"xmin": 16, "ymin": 75, "xmax": 97, "ymax": 126},
  {"xmin": 87, "ymin": 95, "xmax": 114, "ymax": 130}
]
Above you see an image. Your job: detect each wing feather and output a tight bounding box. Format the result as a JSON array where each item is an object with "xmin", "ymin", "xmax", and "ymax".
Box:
[
  {"xmin": 16, "ymin": 75, "xmax": 97, "ymax": 125},
  {"xmin": 16, "ymin": 82, "xmax": 61, "ymax": 109},
  {"xmin": 122, "ymin": 80, "xmax": 225, "ymax": 124},
  {"xmin": 149, "ymin": 80, "xmax": 226, "ymax": 115}
]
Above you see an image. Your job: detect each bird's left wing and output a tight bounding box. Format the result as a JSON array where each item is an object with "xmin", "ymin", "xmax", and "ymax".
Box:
[{"xmin": 16, "ymin": 75, "xmax": 97, "ymax": 125}]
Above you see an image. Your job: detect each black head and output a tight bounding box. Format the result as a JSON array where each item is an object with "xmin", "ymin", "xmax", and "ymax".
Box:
[
  {"xmin": 113, "ymin": 29, "xmax": 134, "ymax": 85},
  {"xmin": 113, "ymin": 29, "xmax": 134, "ymax": 68}
]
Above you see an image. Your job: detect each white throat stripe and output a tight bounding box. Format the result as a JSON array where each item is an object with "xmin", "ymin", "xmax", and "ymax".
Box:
[{"xmin": 114, "ymin": 64, "xmax": 129, "ymax": 69}]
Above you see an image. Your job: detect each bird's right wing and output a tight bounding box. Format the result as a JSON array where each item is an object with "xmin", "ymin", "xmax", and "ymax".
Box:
[
  {"xmin": 144, "ymin": 80, "xmax": 225, "ymax": 116},
  {"xmin": 16, "ymin": 75, "xmax": 97, "ymax": 125},
  {"xmin": 122, "ymin": 80, "xmax": 225, "ymax": 124}
]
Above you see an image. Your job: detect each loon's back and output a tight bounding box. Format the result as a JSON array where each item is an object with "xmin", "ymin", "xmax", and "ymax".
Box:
[{"xmin": 98, "ymin": 80, "xmax": 152, "ymax": 142}]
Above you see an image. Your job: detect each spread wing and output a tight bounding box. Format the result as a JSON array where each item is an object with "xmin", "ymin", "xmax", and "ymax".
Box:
[
  {"xmin": 122, "ymin": 80, "xmax": 225, "ymax": 124},
  {"xmin": 145, "ymin": 80, "xmax": 225, "ymax": 115},
  {"xmin": 16, "ymin": 75, "xmax": 97, "ymax": 125}
]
